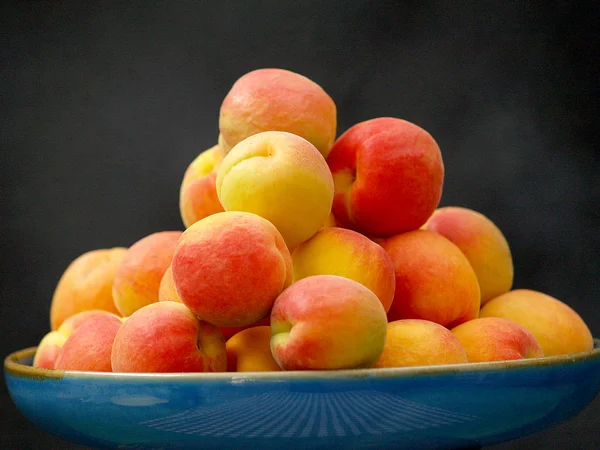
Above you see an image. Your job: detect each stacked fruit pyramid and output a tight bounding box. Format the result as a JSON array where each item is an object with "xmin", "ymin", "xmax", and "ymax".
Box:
[{"xmin": 34, "ymin": 68, "xmax": 594, "ymax": 374}]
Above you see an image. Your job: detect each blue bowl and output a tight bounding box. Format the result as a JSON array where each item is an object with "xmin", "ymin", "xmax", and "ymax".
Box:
[{"xmin": 5, "ymin": 341, "xmax": 600, "ymax": 449}]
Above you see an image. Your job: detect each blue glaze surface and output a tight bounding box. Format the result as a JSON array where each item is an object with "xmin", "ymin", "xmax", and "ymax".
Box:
[{"xmin": 5, "ymin": 341, "xmax": 600, "ymax": 449}]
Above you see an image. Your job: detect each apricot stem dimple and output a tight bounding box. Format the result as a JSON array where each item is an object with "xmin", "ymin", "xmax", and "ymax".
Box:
[{"xmin": 271, "ymin": 320, "xmax": 293, "ymax": 335}]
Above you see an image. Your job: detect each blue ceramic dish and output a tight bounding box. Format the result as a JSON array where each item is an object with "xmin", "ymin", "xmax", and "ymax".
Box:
[{"xmin": 5, "ymin": 341, "xmax": 600, "ymax": 449}]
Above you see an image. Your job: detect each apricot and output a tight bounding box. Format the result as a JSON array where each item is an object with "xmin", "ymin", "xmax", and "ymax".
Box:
[
  {"xmin": 271, "ymin": 275, "xmax": 388, "ymax": 370},
  {"xmin": 33, "ymin": 332, "xmax": 67, "ymax": 369},
  {"xmin": 226, "ymin": 326, "xmax": 281, "ymax": 372},
  {"xmin": 158, "ymin": 265, "xmax": 179, "ymax": 303},
  {"xmin": 35, "ymin": 310, "xmax": 122, "ymax": 368},
  {"xmin": 381, "ymin": 230, "xmax": 480, "ymax": 328},
  {"xmin": 111, "ymin": 302, "xmax": 227, "ymax": 373},
  {"xmin": 327, "ymin": 117, "xmax": 444, "ymax": 237},
  {"xmin": 451, "ymin": 317, "xmax": 544, "ymax": 363},
  {"xmin": 49, "ymin": 247, "xmax": 126, "ymax": 330},
  {"xmin": 157, "ymin": 267, "xmax": 271, "ymax": 339},
  {"xmin": 373, "ymin": 320, "xmax": 468, "ymax": 368},
  {"xmin": 171, "ymin": 211, "xmax": 292, "ymax": 327},
  {"xmin": 219, "ymin": 68, "xmax": 337, "ymax": 158},
  {"xmin": 292, "ymin": 227, "xmax": 395, "ymax": 312},
  {"xmin": 423, "ymin": 206, "xmax": 513, "ymax": 304},
  {"xmin": 112, "ymin": 231, "xmax": 182, "ymax": 317},
  {"xmin": 216, "ymin": 131, "xmax": 334, "ymax": 249},
  {"xmin": 54, "ymin": 313, "xmax": 123, "ymax": 372},
  {"xmin": 179, "ymin": 145, "xmax": 225, "ymax": 228},
  {"xmin": 479, "ymin": 289, "xmax": 594, "ymax": 356}
]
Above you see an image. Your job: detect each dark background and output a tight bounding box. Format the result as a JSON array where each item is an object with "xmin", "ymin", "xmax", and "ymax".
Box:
[{"xmin": 1, "ymin": 1, "xmax": 598, "ymax": 449}]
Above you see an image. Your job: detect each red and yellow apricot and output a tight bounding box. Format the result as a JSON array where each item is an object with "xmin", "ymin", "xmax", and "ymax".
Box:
[
  {"xmin": 479, "ymin": 289, "xmax": 593, "ymax": 357},
  {"xmin": 157, "ymin": 267, "xmax": 272, "ymax": 339},
  {"xmin": 54, "ymin": 313, "xmax": 123, "ymax": 372},
  {"xmin": 219, "ymin": 68, "xmax": 337, "ymax": 158},
  {"xmin": 270, "ymin": 275, "xmax": 388, "ymax": 370},
  {"xmin": 111, "ymin": 301, "xmax": 227, "ymax": 373},
  {"xmin": 292, "ymin": 227, "xmax": 395, "ymax": 312},
  {"xmin": 451, "ymin": 317, "xmax": 544, "ymax": 363},
  {"xmin": 373, "ymin": 320, "xmax": 468, "ymax": 368},
  {"xmin": 112, "ymin": 231, "xmax": 182, "ymax": 318},
  {"xmin": 216, "ymin": 131, "xmax": 334, "ymax": 249},
  {"xmin": 327, "ymin": 117, "xmax": 444, "ymax": 238},
  {"xmin": 33, "ymin": 332, "xmax": 67, "ymax": 369},
  {"xmin": 381, "ymin": 230, "xmax": 480, "ymax": 328},
  {"xmin": 423, "ymin": 206, "xmax": 513, "ymax": 304},
  {"xmin": 179, "ymin": 145, "xmax": 225, "ymax": 228},
  {"xmin": 49, "ymin": 247, "xmax": 126, "ymax": 330},
  {"xmin": 226, "ymin": 326, "xmax": 281, "ymax": 372},
  {"xmin": 34, "ymin": 310, "xmax": 121, "ymax": 369},
  {"xmin": 171, "ymin": 211, "xmax": 292, "ymax": 328}
]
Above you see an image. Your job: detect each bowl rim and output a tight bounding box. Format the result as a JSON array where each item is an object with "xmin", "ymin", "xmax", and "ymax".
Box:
[{"xmin": 5, "ymin": 339, "xmax": 600, "ymax": 382}]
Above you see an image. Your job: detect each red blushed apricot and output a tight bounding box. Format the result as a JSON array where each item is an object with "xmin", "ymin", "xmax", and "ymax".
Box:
[
  {"xmin": 179, "ymin": 145, "xmax": 225, "ymax": 228},
  {"xmin": 112, "ymin": 231, "xmax": 182, "ymax": 318},
  {"xmin": 33, "ymin": 332, "xmax": 68, "ymax": 369},
  {"xmin": 34, "ymin": 310, "xmax": 121, "ymax": 369},
  {"xmin": 327, "ymin": 117, "xmax": 444, "ymax": 238},
  {"xmin": 270, "ymin": 275, "xmax": 388, "ymax": 371},
  {"xmin": 219, "ymin": 68, "xmax": 337, "ymax": 158},
  {"xmin": 54, "ymin": 314, "xmax": 123, "ymax": 372},
  {"xmin": 50, "ymin": 248, "xmax": 127, "ymax": 330},
  {"xmin": 111, "ymin": 302, "xmax": 227, "ymax": 373},
  {"xmin": 226, "ymin": 326, "xmax": 281, "ymax": 372},
  {"xmin": 156, "ymin": 268, "xmax": 271, "ymax": 340},
  {"xmin": 451, "ymin": 317, "xmax": 544, "ymax": 363},
  {"xmin": 479, "ymin": 289, "xmax": 594, "ymax": 357},
  {"xmin": 381, "ymin": 230, "xmax": 480, "ymax": 328},
  {"xmin": 423, "ymin": 206, "xmax": 514, "ymax": 304},
  {"xmin": 172, "ymin": 211, "xmax": 292, "ymax": 328}
]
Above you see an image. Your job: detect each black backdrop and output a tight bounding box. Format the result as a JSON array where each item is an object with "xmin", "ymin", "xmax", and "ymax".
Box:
[{"xmin": 2, "ymin": 1, "xmax": 599, "ymax": 449}]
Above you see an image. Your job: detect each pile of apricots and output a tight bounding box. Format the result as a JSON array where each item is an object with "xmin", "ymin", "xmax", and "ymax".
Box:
[{"xmin": 33, "ymin": 68, "xmax": 594, "ymax": 374}]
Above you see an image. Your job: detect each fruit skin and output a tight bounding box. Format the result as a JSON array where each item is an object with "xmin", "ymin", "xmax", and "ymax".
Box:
[
  {"xmin": 373, "ymin": 319, "xmax": 468, "ymax": 368},
  {"xmin": 226, "ymin": 326, "xmax": 282, "ymax": 372},
  {"xmin": 158, "ymin": 264, "xmax": 271, "ymax": 339},
  {"xmin": 34, "ymin": 310, "xmax": 122, "ymax": 369},
  {"xmin": 216, "ymin": 131, "xmax": 334, "ymax": 249},
  {"xmin": 479, "ymin": 289, "xmax": 594, "ymax": 357},
  {"xmin": 54, "ymin": 313, "xmax": 123, "ymax": 372},
  {"xmin": 112, "ymin": 231, "xmax": 182, "ymax": 318},
  {"xmin": 171, "ymin": 211, "xmax": 292, "ymax": 328},
  {"xmin": 321, "ymin": 211, "xmax": 339, "ymax": 229},
  {"xmin": 219, "ymin": 68, "xmax": 337, "ymax": 158},
  {"xmin": 111, "ymin": 301, "xmax": 227, "ymax": 373},
  {"xmin": 292, "ymin": 227, "xmax": 395, "ymax": 313},
  {"xmin": 179, "ymin": 145, "xmax": 225, "ymax": 228},
  {"xmin": 158, "ymin": 265, "xmax": 179, "ymax": 303},
  {"xmin": 218, "ymin": 133, "xmax": 232, "ymax": 155},
  {"xmin": 423, "ymin": 206, "xmax": 514, "ymax": 305},
  {"xmin": 270, "ymin": 275, "xmax": 388, "ymax": 371},
  {"xmin": 381, "ymin": 230, "xmax": 480, "ymax": 328},
  {"xmin": 158, "ymin": 266, "xmax": 271, "ymax": 340},
  {"xmin": 50, "ymin": 247, "xmax": 127, "ymax": 330},
  {"xmin": 219, "ymin": 317, "xmax": 272, "ymax": 341},
  {"xmin": 327, "ymin": 117, "xmax": 444, "ymax": 238},
  {"xmin": 451, "ymin": 317, "xmax": 544, "ymax": 363},
  {"xmin": 33, "ymin": 332, "xmax": 67, "ymax": 369}
]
